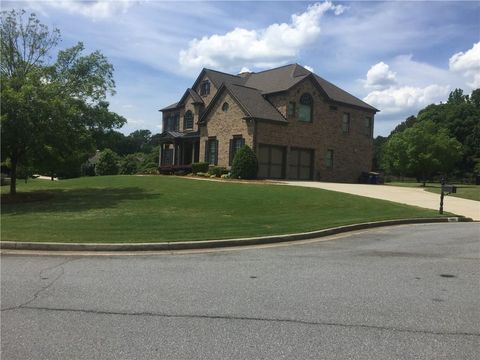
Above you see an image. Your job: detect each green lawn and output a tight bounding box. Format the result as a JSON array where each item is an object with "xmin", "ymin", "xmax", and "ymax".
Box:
[
  {"xmin": 387, "ymin": 182, "xmax": 480, "ymax": 201},
  {"xmin": 1, "ymin": 176, "xmax": 447, "ymax": 243}
]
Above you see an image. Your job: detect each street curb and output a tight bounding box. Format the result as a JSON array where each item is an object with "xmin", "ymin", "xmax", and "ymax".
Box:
[{"xmin": 0, "ymin": 217, "xmax": 473, "ymax": 252}]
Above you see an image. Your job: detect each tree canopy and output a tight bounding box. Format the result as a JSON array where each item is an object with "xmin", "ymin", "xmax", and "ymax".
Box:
[
  {"xmin": 1, "ymin": 10, "xmax": 126, "ymax": 193},
  {"xmin": 377, "ymin": 88, "xmax": 480, "ymax": 181}
]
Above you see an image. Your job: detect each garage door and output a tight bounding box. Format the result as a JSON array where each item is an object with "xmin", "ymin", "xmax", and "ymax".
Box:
[
  {"xmin": 288, "ymin": 148, "xmax": 313, "ymax": 180},
  {"xmin": 258, "ymin": 145, "xmax": 286, "ymax": 179}
]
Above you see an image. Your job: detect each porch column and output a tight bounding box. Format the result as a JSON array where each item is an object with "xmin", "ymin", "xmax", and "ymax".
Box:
[
  {"xmin": 172, "ymin": 144, "xmax": 176, "ymax": 166},
  {"xmin": 159, "ymin": 144, "xmax": 163, "ymax": 166},
  {"xmin": 192, "ymin": 142, "xmax": 196, "ymax": 164}
]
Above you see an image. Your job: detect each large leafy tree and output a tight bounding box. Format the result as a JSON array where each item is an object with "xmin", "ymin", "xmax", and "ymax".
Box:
[
  {"xmin": 1, "ymin": 10, "xmax": 125, "ymax": 194},
  {"xmin": 383, "ymin": 121, "xmax": 462, "ymax": 185}
]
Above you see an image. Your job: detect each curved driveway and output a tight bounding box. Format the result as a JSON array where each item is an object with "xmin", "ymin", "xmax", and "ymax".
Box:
[
  {"xmin": 283, "ymin": 181, "xmax": 480, "ymax": 220},
  {"xmin": 1, "ymin": 223, "xmax": 479, "ymax": 359}
]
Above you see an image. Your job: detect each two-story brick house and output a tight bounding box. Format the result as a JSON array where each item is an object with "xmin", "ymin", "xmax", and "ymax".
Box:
[{"xmin": 158, "ymin": 64, "xmax": 378, "ymax": 182}]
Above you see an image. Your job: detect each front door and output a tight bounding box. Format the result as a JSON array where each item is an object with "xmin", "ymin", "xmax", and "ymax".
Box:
[
  {"xmin": 183, "ymin": 142, "xmax": 193, "ymax": 165},
  {"xmin": 163, "ymin": 148, "xmax": 174, "ymax": 165}
]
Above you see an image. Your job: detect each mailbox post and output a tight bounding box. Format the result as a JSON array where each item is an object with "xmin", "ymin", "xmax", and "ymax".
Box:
[{"xmin": 439, "ymin": 177, "xmax": 457, "ymax": 214}]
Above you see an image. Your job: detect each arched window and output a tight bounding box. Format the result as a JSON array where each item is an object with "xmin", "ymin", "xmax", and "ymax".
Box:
[
  {"xmin": 299, "ymin": 93, "xmax": 313, "ymax": 122},
  {"xmin": 222, "ymin": 102, "xmax": 229, "ymax": 112},
  {"xmin": 184, "ymin": 110, "xmax": 193, "ymax": 130}
]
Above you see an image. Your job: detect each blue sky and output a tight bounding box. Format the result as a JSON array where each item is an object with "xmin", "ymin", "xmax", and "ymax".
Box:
[{"xmin": 4, "ymin": 1, "xmax": 480, "ymax": 136}]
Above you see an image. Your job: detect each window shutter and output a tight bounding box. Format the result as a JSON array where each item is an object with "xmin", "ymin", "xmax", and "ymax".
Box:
[
  {"xmin": 215, "ymin": 140, "xmax": 219, "ymax": 165},
  {"xmin": 229, "ymin": 139, "xmax": 233, "ymax": 166},
  {"xmin": 204, "ymin": 141, "xmax": 208, "ymax": 162}
]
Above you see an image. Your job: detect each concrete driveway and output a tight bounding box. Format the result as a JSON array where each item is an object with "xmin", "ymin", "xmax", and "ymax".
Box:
[{"xmin": 283, "ymin": 181, "xmax": 480, "ymax": 221}]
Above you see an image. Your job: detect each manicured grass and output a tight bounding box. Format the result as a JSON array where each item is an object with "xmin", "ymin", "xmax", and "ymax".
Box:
[
  {"xmin": 1, "ymin": 176, "xmax": 447, "ymax": 243},
  {"xmin": 387, "ymin": 182, "xmax": 480, "ymax": 201}
]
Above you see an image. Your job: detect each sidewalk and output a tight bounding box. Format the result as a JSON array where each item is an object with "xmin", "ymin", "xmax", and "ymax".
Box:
[{"xmin": 282, "ymin": 182, "xmax": 480, "ymax": 221}]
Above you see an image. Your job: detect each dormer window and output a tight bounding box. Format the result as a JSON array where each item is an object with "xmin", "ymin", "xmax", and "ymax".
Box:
[{"xmin": 200, "ymin": 80, "xmax": 210, "ymax": 96}]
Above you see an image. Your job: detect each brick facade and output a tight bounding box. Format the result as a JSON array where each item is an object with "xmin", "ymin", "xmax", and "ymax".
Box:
[
  {"xmin": 256, "ymin": 77, "xmax": 374, "ymax": 182},
  {"xmin": 199, "ymin": 91, "xmax": 254, "ymax": 166}
]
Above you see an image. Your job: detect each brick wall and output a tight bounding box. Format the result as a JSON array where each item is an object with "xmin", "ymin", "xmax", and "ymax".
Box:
[
  {"xmin": 257, "ymin": 77, "xmax": 374, "ymax": 183},
  {"xmin": 199, "ymin": 91, "xmax": 254, "ymax": 166}
]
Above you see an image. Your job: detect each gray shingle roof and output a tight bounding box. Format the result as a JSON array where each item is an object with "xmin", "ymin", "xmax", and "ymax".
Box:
[
  {"xmin": 160, "ymin": 63, "xmax": 378, "ymax": 114},
  {"xmin": 313, "ymin": 74, "xmax": 378, "ymax": 111},
  {"xmin": 203, "ymin": 69, "xmax": 244, "ymax": 88},
  {"xmin": 187, "ymin": 88, "xmax": 204, "ymax": 104},
  {"xmin": 243, "ymin": 64, "xmax": 308, "ymax": 94},
  {"xmin": 159, "ymin": 102, "xmax": 179, "ymax": 111},
  {"xmin": 227, "ymin": 84, "xmax": 287, "ymax": 123}
]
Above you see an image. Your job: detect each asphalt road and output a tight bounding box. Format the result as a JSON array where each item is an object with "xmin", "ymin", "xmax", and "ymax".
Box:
[{"xmin": 1, "ymin": 223, "xmax": 479, "ymax": 359}]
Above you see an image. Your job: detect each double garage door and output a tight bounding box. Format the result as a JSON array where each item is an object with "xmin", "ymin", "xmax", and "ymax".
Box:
[{"xmin": 258, "ymin": 145, "xmax": 313, "ymax": 180}]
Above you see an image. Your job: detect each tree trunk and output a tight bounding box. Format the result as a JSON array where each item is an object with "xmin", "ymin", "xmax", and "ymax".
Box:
[{"xmin": 10, "ymin": 158, "xmax": 17, "ymax": 195}]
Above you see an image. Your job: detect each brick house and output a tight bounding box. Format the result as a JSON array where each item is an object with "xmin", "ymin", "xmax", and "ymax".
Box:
[{"xmin": 158, "ymin": 64, "xmax": 378, "ymax": 182}]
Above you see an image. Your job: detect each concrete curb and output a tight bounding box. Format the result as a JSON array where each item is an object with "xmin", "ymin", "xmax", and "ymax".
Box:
[{"xmin": 0, "ymin": 217, "xmax": 473, "ymax": 252}]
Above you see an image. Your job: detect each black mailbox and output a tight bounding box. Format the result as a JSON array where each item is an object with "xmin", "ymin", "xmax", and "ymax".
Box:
[{"xmin": 442, "ymin": 185, "xmax": 457, "ymax": 194}]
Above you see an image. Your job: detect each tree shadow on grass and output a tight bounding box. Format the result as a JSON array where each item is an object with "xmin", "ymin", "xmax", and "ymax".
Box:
[{"xmin": 1, "ymin": 187, "xmax": 159, "ymax": 215}]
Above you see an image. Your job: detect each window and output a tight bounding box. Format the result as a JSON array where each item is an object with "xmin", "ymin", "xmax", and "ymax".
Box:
[
  {"xmin": 342, "ymin": 113, "xmax": 350, "ymax": 133},
  {"xmin": 287, "ymin": 101, "xmax": 296, "ymax": 117},
  {"xmin": 184, "ymin": 110, "xmax": 193, "ymax": 130},
  {"xmin": 325, "ymin": 149, "xmax": 333, "ymax": 169},
  {"xmin": 365, "ymin": 117, "xmax": 373, "ymax": 137},
  {"xmin": 298, "ymin": 93, "xmax": 313, "ymax": 122},
  {"xmin": 329, "ymin": 105, "xmax": 338, "ymax": 111},
  {"xmin": 164, "ymin": 113, "xmax": 179, "ymax": 131},
  {"xmin": 200, "ymin": 80, "xmax": 210, "ymax": 96},
  {"xmin": 222, "ymin": 102, "xmax": 229, "ymax": 112},
  {"xmin": 229, "ymin": 136, "xmax": 245, "ymax": 165},
  {"xmin": 205, "ymin": 138, "xmax": 218, "ymax": 165}
]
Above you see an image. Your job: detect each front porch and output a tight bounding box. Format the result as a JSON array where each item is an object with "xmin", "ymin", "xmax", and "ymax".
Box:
[{"xmin": 158, "ymin": 131, "xmax": 200, "ymax": 173}]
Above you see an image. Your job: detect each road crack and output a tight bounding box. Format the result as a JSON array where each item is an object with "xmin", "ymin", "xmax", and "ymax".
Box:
[
  {"xmin": 8, "ymin": 305, "xmax": 479, "ymax": 338},
  {"xmin": 1, "ymin": 258, "xmax": 78, "ymax": 311}
]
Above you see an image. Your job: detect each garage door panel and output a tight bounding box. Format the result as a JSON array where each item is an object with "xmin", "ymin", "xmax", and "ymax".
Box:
[
  {"xmin": 258, "ymin": 145, "xmax": 286, "ymax": 179},
  {"xmin": 289, "ymin": 148, "xmax": 313, "ymax": 180}
]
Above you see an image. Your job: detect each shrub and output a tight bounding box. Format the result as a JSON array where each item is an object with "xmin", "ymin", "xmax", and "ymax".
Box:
[
  {"xmin": 120, "ymin": 154, "xmax": 141, "ymax": 175},
  {"xmin": 231, "ymin": 145, "xmax": 258, "ymax": 179},
  {"xmin": 208, "ymin": 166, "xmax": 228, "ymax": 177},
  {"xmin": 96, "ymin": 149, "xmax": 120, "ymax": 176},
  {"xmin": 192, "ymin": 162, "xmax": 209, "ymax": 174}
]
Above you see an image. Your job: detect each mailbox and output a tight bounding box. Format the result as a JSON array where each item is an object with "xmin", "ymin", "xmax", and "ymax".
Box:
[{"xmin": 442, "ymin": 185, "xmax": 457, "ymax": 194}]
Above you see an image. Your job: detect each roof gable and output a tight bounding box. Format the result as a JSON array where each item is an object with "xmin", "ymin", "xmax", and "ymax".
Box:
[{"xmin": 199, "ymin": 83, "xmax": 286, "ymax": 125}]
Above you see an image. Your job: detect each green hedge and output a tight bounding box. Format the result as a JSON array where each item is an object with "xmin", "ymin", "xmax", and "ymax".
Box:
[
  {"xmin": 208, "ymin": 166, "xmax": 228, "ymax": 177},
  {"xmin": 192, "ymin": 162, "xmax": 209, "ymax": 174}
]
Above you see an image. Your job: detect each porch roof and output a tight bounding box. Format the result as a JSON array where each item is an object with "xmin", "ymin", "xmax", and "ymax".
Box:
[{"xmin": 159, "ymin": 130, "xmax": 200, "ymax": 142}]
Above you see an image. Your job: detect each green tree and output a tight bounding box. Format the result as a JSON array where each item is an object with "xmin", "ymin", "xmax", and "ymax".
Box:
[
  {"xmin": 96, "ymin": 149, "xmax": 119, "ymax": 176},
  {"xmin": 383, "ymin": 121, "xmax": 462, "ymax": 185},
  {"xmin": 231, "ymin": 145, "xmax": 258, "ymax": 179},
  {"xmin": 1, "ymin": 10, "xmax": 125, "ymax": 194}
]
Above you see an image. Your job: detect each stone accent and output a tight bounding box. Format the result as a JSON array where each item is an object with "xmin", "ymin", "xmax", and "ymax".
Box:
[
  {"xmin": 199, "ymin": 90, "xmax": 254, "ymax": 166},
  {"xmin": 257, "ymin": 77, "xmax": 374, "ymax": 182}
]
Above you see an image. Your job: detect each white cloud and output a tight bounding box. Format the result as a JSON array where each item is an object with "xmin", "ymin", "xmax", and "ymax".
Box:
[
  {"xmin": 303, "ymin": 65, "xmax": 314, "ymax": 72},
  {"xmin": 178, "ymin": 1, "xmax": 345, "ymax": 73},
  {"xmin": 364, "ymin": 85, "xmax": 449, "ymax": 115},
  {"xmin": 239, "ymin": 66, "xmax": 251, "ymax": 73},
  {"xmin": 364, "ymin": 62, "xmax": 397, "ymax": 90},
  {"xmin": 449, "ymin": 42, "xmax": 480, "ymax": 89},
  {"xmin": 26, "ymin": 0, "xmax": 134, "ymax": 19}
]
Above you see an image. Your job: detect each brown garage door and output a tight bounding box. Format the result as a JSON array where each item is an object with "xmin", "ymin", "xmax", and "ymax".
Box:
[
  {"xmin": 288, "ymin": 148, "xmax": 313, "ymax": 180},
  {"xmin": 258, "ymin": 145, "xmax": 286, "ymax": 179}
]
